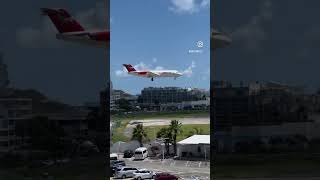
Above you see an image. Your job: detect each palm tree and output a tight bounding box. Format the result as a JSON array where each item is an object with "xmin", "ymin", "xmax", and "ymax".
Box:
[
  {"xmin": 131, "ymin": 124, "xmax": 148, "ymax": 147},
  {"xmin": 169, "ymin": 120, "xmax": 183, "ymax": 156},
  {"xmin": 156, "ymin": 127, "xmax": 172, "ymax": 155}
]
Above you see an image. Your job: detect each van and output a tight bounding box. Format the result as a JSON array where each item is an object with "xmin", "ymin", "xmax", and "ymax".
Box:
[{"xmin": 134, "ymin": 147, "xmax": 148, "ymax": 160}]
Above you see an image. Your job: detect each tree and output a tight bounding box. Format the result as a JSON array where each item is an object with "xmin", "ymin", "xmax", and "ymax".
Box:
[
  {"xmin": 187, "ymin": 127, "xmax": 204, "ymax": 138},
  {"xmin": 131, "ymin": 124, "xmax": 148, "ymax": 147},
  {"xmin": 156, "ymin": 127, "xmax": 172, "ymax": 155},
  {"xmin": 115, "ymin": 98, "xmax": 132, "ymax": 111},
  {"xmin": 169, "ymin": 120, "xmax": 183, "ymax": 156}
]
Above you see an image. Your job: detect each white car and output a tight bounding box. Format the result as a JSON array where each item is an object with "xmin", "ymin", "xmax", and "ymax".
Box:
[
  {"xmin": 133, "ymin": 169, "xmax": 156, "ymax": 179},
  {"xmin": 110, "ymin": 153, "xmax": 118, "ymax": 160},
  {"xmin": 114, "ymin": 166, "xmax": 138, "ymax": 179}
]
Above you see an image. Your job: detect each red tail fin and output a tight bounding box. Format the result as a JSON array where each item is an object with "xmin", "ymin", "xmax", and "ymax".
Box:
[
  {"xmin": 41, "ymin": 8, "xmax": 84, "ymax": 33},
  {"xmin": 123, "ymin": 64, "xmax": 136, "ymax": 72}
]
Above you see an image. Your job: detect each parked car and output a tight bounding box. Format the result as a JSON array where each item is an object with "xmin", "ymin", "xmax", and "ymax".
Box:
[
  {"xmin": 110, "ymin": 160, "xmax": 126, "ymax": 175},
  {"xmin": 155, "ymin": 173, "xmax": 179, "ymax": 180},
  {"xmin": 110, "ymin": 160, "xmax": 126, "ymax": 167},
  {"xmin": 114, "ymin": 167, "xmax": 139, "ymax": 179},
  {"xmin": 110, "ymin": 153, "xmax": 118, "ymax": 160},
  {"xmin": 123, "ymin": 150, "xmax": 134, "ymax": 158},
  {"xmin": 133, "ymin": 169, "xmax": 156, "ymax": 179}
]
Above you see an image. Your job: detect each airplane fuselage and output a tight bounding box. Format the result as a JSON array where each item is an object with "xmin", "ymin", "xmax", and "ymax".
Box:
[{"xmin": 129, "ymin": 70, "xmax": 182, "ymax": 78}]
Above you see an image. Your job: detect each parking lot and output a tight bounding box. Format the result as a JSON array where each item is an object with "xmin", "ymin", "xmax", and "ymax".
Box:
[{"xmin": 111, "ymin": 156, "xmax": 210, "ymax": 179}]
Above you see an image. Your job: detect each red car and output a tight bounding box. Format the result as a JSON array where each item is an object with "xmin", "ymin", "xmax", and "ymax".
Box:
[{"xmin": 155, "ymin": 173, "xmax": 179, "ymax": 180}]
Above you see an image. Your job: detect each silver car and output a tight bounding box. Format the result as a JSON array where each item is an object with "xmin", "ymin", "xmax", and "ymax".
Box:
[
  {"xmin": 115, "ymin": 166, "xmax": 138, "ymax": 179},
  {"xmin": 133, "ymin": 169, "xmax": 156, "ymax": 179}
]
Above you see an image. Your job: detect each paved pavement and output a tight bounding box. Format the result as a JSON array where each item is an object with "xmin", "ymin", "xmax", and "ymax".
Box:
[{"xmin": 111, "ymin": 156, "xmax": 210, "ymax": 179}]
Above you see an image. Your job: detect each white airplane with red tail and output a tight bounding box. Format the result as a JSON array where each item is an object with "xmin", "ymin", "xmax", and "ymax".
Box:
[
  {"xmin": 41, "ymin": 8, "xmax": 110, "ymax": 47},
  {"xmin": 123, "ymin": 64, "xmax": 183, "ymax": 81}
]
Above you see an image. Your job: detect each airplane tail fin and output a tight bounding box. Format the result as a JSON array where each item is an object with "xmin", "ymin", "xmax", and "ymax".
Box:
[
  {"xmin": 41, "ymin": 8, "xmax": 85, "ymax": 33},
  {"xmin": 123, "ymin": 64, "xmax": 136, "ymax": 72}
]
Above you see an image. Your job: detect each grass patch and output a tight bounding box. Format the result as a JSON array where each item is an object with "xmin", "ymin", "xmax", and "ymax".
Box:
[
  {"xmin": 111, "ymin": 110, "xmax": 209, "ymax": 120},
  {"xmin": 144, "ymin": 124, "xmax": 210, "ymax": 141},
  {"xmin": 111, "ymin": 118, "xmax": 131, "ymax": 143},
  {"xmin": 111, "ymin": 111, "xmax": 209, "ymax": 143}
]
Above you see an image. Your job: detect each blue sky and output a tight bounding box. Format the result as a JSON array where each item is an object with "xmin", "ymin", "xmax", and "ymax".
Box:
[{"xmin": 110, "ymin": 0, "xmax": 210, "ymax": 95}]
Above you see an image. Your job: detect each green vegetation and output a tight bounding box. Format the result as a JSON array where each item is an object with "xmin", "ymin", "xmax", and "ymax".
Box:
[
  {"xmin": 111, "ymin": 111, "xmax": 209, "ymax": 143},
  {"xmin": 145, "ymin": 124, "xmax": 210, "ymax": 142},
  {"xmin": 111, "ymin": 110, "xmax": 209, "ymax": 120},
  {"xmin": 170, "ymin": 120, "xmax": 183, "ymax": 155},
  {"xmin": 131, "ymin": 124, "xmax": 148, "ymax": 147},
  {"xmin": 115, "ymin": 98, "xmax": 132, "ymax": 111},
  {"xmin": 111, "ymin": 119, "xmax": 131, "ymax": 142}
]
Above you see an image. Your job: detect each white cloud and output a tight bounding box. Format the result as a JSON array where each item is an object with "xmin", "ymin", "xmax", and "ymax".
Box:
[
  {"xmin": 200, "ymin": 0, "xmax": 210, "ymax": 7},
  {"xmin": 182, "ymin": 61, "xmax": 196, "ymax": 77},
  {"xmin": 133, "ymin": 62, "xmax": 151, "ymax": 71},
  {"xmin": 16, "ymin": 1, "xmax": 108, "ymax": 48},
  {"xmin": 115, "ymin": 67, "xmax": 129, "ymax": 77},
  {"xmin": 169, "ymin": 0, "xmax": 209, "ymax": 14},
  {"xmin": 231, "ymin": 0, "xmax": 273, "ymax": 51}
]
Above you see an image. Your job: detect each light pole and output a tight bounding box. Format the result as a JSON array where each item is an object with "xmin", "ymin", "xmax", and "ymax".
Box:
[{"xmin": 156, "ymin": 138, "xmax": 168, "ymax": 161}]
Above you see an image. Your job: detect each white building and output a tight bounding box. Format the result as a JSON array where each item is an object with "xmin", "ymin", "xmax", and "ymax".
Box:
[{"xmin": 177, "ymin": 135, "xmax": 210, "ymax": 160}]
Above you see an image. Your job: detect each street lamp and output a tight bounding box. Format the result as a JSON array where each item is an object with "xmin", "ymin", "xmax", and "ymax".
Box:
[{"xmin": 155, "ymin": 138, "xmax": 169, "ymax": 161}]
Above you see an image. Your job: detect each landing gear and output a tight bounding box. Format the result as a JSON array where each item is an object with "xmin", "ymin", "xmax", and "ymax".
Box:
[
  {"xmin": 174, "ymin": 77, "xmax": 177, "ymax": 80},
  {"xmin": 151, "ymin": 77, "xmax": 154, "ymax": 81}
]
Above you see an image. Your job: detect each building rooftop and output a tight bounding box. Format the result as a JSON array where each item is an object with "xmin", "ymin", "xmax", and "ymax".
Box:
[{"xmin": 177, "ymin": 135, "xmax": 210, "ymax": 145}]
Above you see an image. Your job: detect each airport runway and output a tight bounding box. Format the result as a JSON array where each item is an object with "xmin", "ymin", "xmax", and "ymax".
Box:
[
  {"xmin": 124, "ymin": 117, "xmax": 210, "ymax": 138},
  {"xmin": 127, "ymin": 117, "xmax": 210, "ymax": 127}
]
